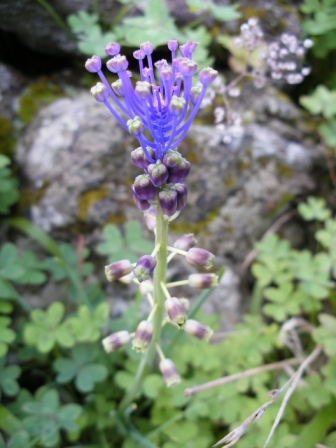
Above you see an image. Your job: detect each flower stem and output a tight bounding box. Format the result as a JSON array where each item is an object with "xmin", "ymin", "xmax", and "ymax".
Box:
[{"xmin": 119, "ymin": 201, "xmax": 168, "ymax": 414}]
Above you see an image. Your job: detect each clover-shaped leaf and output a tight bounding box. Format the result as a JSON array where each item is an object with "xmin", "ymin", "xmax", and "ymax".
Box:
[
  {"xmin": 67, "ymin": 303, "xmax": 109, "ymax": 343},
  {"xmin": 298, "ymin": 196, "xmax": 331, "ymax": 221},
  {"xmin": 46, "ymin": 242, "xmax": 93, "ymax": 281},
  {"xmin": 300, "ymin": 86, "xmax": 336, "ymax": 119},
  {"xmin": 54, "ymin": 345, "xmax": 108, "ymax": 392},
  {"xmin": 22, "ymin": 388, "xmax": 82, "ymax": 447},
  {"xmin": 0, "ymin": 317, "xmax": 15, "ymax": 357},
  {"xmin": 24, "ymin": 302, "xmax": 75, "ymax": 353},
  {"xmin": 313, "ymin": 313, "xmax": 336, "ymax": 356},
  {"xmin": 0, "ymin": 357, "xmax": 21, "ymax": 399}
]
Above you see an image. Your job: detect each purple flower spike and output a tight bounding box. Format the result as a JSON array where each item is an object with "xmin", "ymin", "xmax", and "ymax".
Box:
[
  {"xmin": 133, "ymin": 174, "xmax": 157, "ymax": 200},
  {"xmin": 173, "ymin": 183, "xmax": 188, "ymax": 211},
  {"xmin": 106, "ymin": 55, "xmax": 129, "ymax": 73},
  {"xmin": 168, "ymin": 159, "xmax": 191, "ymax": 183},
  {"xmin": 105, "ymin": 42, "xmax": 121, "ymax": 56},
  {"xmin": 85, "ymin": 55, "xmax": 102, "ymax": 73},
  {"xmin": 199, "ymin": 67, "xmax": 218, "ymax": 85},
  {"xmin": 159, "ymin": 188, "xmax": 177, "ymax": 217},
  {"xmin": 148, "ymin": 160, "xmax": 169, "ymax": 187},
  {"xmin": 132, "ymin": 185, "xmax": 150, "ymax": 210},
  {"xmin": 133, "ymin": 255, "xmax": 157, "ymax": 282}
]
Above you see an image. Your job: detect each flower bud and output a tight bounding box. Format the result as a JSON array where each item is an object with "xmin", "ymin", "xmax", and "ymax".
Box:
[
  {"xmin": 169, "ymin": 95, "xmax": 186, "ymax": 117},
  {"xmin": 90, "ymin": 82, "xmax": 108, "ymax": 102},
  {"xmin": 186, "ymin": 248, "xmax": 215, "ymax": 270},
  {"xmin": 142, "ymin": 67, "xmax": 153, "ymax": 78},
  {"xmin": 155, "ymin": 59, "xmax": 169, "ymax": 70},
  {"xmin": 105, "ymin": 42, "xmax": 121, "ymax": 56},
  {"xmin": 135, "ymin": 81, "xmax": 151, "ymax": 100},
  {"xmin": 159, "ymin": 66, "xmax": 173, "ymax": 81},
  {"xmin": 190, "ymin": 85, "xmax": 202, "ymax": 105},
  {"xmin": 172, "ymin": 183, "xmax": 188, "ymax": 211},
  {"xmin": 132, "ymin": 320, "xmax": 153, "ymax": 352},
  {"xmin": 173, "ymin": 234, "xmax": 197, "ymax": 251},
  {"xmin": 159, "ymin": 358, "xmax": 181, "ymax": 387},
  {"xmin": 159, "ymin": 188, "xmax": 177, "ymax": 217},
  {"xmin": 102, "ymin": 331, "xmax": 130, "ymax": 352},
  {"xmin": 178, "ymin": 58, "xmax": 198, "ymax": 77},
  {"xmin": 167, "ymin": 40, "xmax": 179, "ymax": 51},
  {"xmin": 133, "ymin": 255, "xmax": 157, "ymax": 282},
  {"xmin": 127, "ymin": 116, "xmax": 144, "ymax": 136},
  {"xmin": 140, "ymin": 41, "xmax": 153, "ymax": 55},
  {"xmin": 130, "ymin": 146, "xmax": 153, "ymax": 169},
  {"xmin": 184, "ymin": 41, "xmax": 198, "ymax": 54},
  {"xmin": 133, "ymin": 49, "xmax": 145, "ymax": 60},
  {"xmin": 133, "ymin": 174, "xmax": 157, "ymax": 200},
  {"xmin": 111, "ymin": 79, "xmax": 124, "ymax": 96},
  {"xmin": 148, "ymin": 160, "xmax": 169, "ymax": 187},
  {"xmin": 189, "ymin": 273, "xmax": 218, "ymax": 289},
  {"xmin": 107, "ymin": 54, "xmax": 129, "ymax": 73},
  {"xmin": 163, "ymin": 149, "xmax": 183, "ymax": 168},
  {"xmin": 85, "ymin": 55, "xmax": 102, "ymax": 73},
  {"xmin": 165, "ymin": 297, "xmax": 187, "ymax": 328},
  {"xmin": 184, "ymin": 319, "xmax": 213, "ymax": 341},
  {"xmin": 199, "ymin": 67, "xmax": 218, "ymax": 85},
  {"xmin": 168, "ymin": 158, "xmax": 191, "ymax": 183},
  {"xmin": 105, "ymin": 260, "xmax": 133, "ymax": 282},
  {"xmin": 144, "ymin": 206, "xmax": 156, "ymax": 231},
  {"xmin": 132, "ymin": 185, "xmax": 150, "ymax": 210}
]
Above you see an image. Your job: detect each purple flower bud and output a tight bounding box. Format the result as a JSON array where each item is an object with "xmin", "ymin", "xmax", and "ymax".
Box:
[
  {"xmin": 102, "ymin": 331, "xmax": 130, "ymax": 352},
  {"xmin": 135, "ymin": 81, "xmax": 151, "ymax": 100},
  {"xmin": 132, "ymin": 320, "xmax": 153, "ymax": 352},
  {"xmin": 85, "ymin": 55, "xmax": 102, "ymax": 73},
  {"xmin": 133, "ymin": 49, "xmax": 145, "ymax": 60},
  {"xmin": 133, "ymin": 174, "xmax": 157, "ymax": 200},
  {"xmin": 155, "ymin": 59, "xmax": 169, "ymax": 70},
  {"xmin": 106, "ymin": 55, "xmax": 129, "ymax": 73},
  {"xmin": 105, "ymin": 42, "xmax": 121, "ymax": 56},
  {"xmin": 105, "ymin": 260, "xmax": 133, "ymax": 282},
  {"xmin": 159, "ymin": 66, "xmax": 173, "ymax": 81},
  {"xmin": 145, "ymin": 206, "xmax": 156, "ymax": 231},
  {"xmin": 165, "ymin": 297, "xmax": 187, "ymax": 328},
  {"xmin": 167, "ymin": 40, "xmax": 179, "ymax": 51},
  {"xmin": 111, "ymin": 79, "xmax": 124, "ymax": 96},
  {"xmin": 148, "ymin": 160, "xmax": 169, "ymax": 187},
  {"xmin": 132, "ymin": 185, "xmax": 150, "ymax": 210},
  {"xmin": 172, "ymin": 183, "xmax": 188, "ymax": 211},
  {"xmin": 133, "ymin": 255, "xmax": 157, "ymax": 282},
  {"xmin": 131, "ymin": 146, "xmax": 153, "ymax": 169},
  {"xmin": 184, "ymin": 319, "xmax": 213, "ymax": 341},
  {"xmin": 127, "ymin": 116, "xmax": 144, "ymax": 136},
  {"xmin": 159, "ymin": 188, "xmax": 177, "ymax": 217},
  {"xmin": 190, "ymin": 85, "xmax": 202, "ymax": 105},
  {"xmin": 163, "ymin": 150, "xmax": 183, "ymax": 168},
  {"xmin": 168, "ymin": 158, "xmax": 191, "ymax": 183},
  {"xmin": 142, "ymin": 67, "xmax": 153, "ymax": 78},
  {"xmin": 140, "ymin": 41, "xmax": 153, "ymax": 55},
  {"xmin": 189, "ymin": 273, "xmax": 218, "ymax": 289},
  {"xmin": 186, "ymin": 248, "xmax": 215, "ymax": 270},
  {"xmin": 160, "ymin": 358, "xmax": 181, "ymax": 387},
  {"xmin": 199, "ymin": 67, "xmax": 218, "ymax": 85},
  {"xmin": 169, "ymin": 95, "xmax": 186, "ymax": 117},
  {"xmin": 174, "ymin": 234, "xmax": 197, "ymax": 251},
  {"xmin": 184, "ymin": 41, "xmax": 198, "ymax": 54},
  {"xmin": 178, "ymin": 58, "xmax": 198, "ymax": 77},
  {"xmin": 90, "ymin": 82, "xmax": 109, "ymax": 102}
]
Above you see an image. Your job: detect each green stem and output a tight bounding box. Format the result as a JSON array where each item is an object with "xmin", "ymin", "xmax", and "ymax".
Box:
[{"xmin": 119, "ymin": 202, "xmax": 168, "ymax": 413}]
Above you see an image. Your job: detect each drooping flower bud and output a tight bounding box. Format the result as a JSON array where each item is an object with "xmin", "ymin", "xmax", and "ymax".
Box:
[
  {"xmin": 189, "ymin": 273, "xmax": 218, "ymax": 289},
  {"xmin": 186, "ymin": 248, "xmax": 215, "ymax": 270},
  {"xmin": 159, "ymin": 188, "xmax": 177, "ymax": 217},
  {"xmin": 172, "ymin": 183, "xmax": 188, "ymax": 211},
  {"xmin": 148, "ymin": 160, "xmax": 169, "ymax": 187},
  {"xmin": 90, "ymin": 82, "xmax": 108, "ymax": 102},
  {"xmin": 105, "ymin": 42, "xmax": 121, "ymax": 56},
  {"xmin": 199, "ymin": 67, "xmax": 218, "ymax": 85},
  {"xmin": 105, "ymin": 260, "xmax": 133, "ymax": 282},
  {"xmin": 133, "ymin": 174, "xmax": 156, "ymax": 200},
  {"xmin": 159, "ymin": 359, "xmax": 181, "ymax": 387},
  {"xmin": 130, "ymin": 146, "xmax": 153, "ymax": 169},
  {"xmin": 85, "ymin": 55, "xmax": 102, "ymax": 73},
  {"xmin": 184, "ymin": 319, "xmax": 213, "ymax": 341},
  {"xmin": 131, "ymin": 186, "xmax": 150, "ymax": 210},
  {"xmin": 111, "ymin": 79, "xmax": 124, "ymax": 96},
  {"xmin": 133, "ymin": 255, "xmax": 157, "ymax": 282},
  {"xmin": 173, "ymin": 234, "xmax": 197, "ymax": 251},
  {"xmin": 132, "ymin": 320, "xmax": 153, "ymax": 352},
  {"xmin": 169, "ymin": 95, "xmax": 186, "ymax": 117},
  {"xmin": 144, "ymin": 206, "xmax": 156, "ymax": 231},
  {"xmin": 190, "ymin": 85, "xmax": 202, "ymax": 105},
  {"xmin": 168, "ymin": 158, "xmax": 191, "ymax": 183},
  {"xmin": 107, "ymin": 54, "xmax": 129, "ymax": 73},
  {"xmin": 127, "ymin": 116, "xmax": 144, "ymax": 136},
  {"xmin": 102, "ymin": 331, "xmax": 130, "ymax": 352},
  {"xmin": 140, "ymin": 41, "xmax": 153, "ymax": 55},
  {"xmin": 165, "ymin": 297, "xmax": 187, "ymax": 328},
  {"xmin": 163, "ymin": 149, "xmax": 183, "ymax": 168}
]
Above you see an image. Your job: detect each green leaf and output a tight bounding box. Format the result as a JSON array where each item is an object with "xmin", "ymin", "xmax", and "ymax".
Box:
[
  {"xmin": 297, "ymin": 197, "xmax": 331, "ymax": 221},
  {"xmin": 142, "ymin": 374, "xmax": 163, "ymax": 399},
  {"xmin": 300, "ymin": 86, "xmax": 336, "ymax": 119}
]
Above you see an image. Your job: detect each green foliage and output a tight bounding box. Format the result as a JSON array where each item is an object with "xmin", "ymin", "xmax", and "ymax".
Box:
[
  {"xmin": 0, "ymin": 318, "xmax": 15, "ymax": 357},
  {"xmin": 300, "ymin": 85, "xmax": 336, "ymax": 119},
  {"xmin": 96, "ymin": 221, "xmax": 153, "ymax": 263},
  {"xmin": 0, "ymin": 155, "xmax": 19, "ymax": 214},
  {"xmin": 186, "ymin": 0, "xmax": 241, "ymax": 22},
  {"xmin": 0, "ymin": 357, "xmax": 21, "ymax": 399}
]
